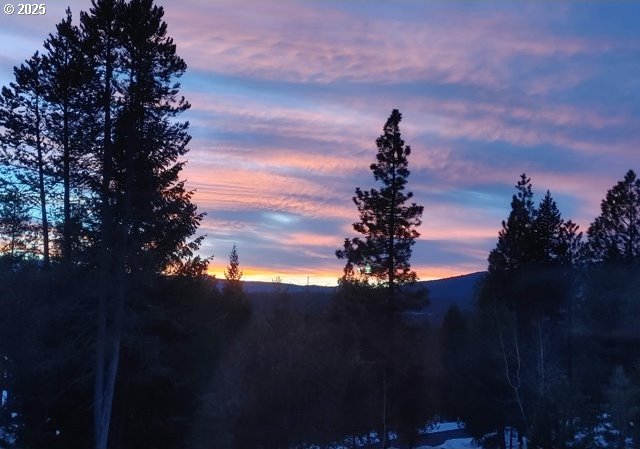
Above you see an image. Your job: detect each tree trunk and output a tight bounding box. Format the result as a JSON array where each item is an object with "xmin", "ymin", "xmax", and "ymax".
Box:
[
  {"xmin": 94, "ymin": 30, "xmax": 115, "ymax": 449},
  {"xmin": 537, "ymin": 321, "xmax": 545, "ymax": 397},
  {"xmin": 567, "ymin": 276, "xmax": 574, "ymax": 382},
  {"xmin": 380, "ymin": 367, "xmax": 388, "ymax": 449},
  {"xmin": 35, "ymin": 88, "xmax": 49, "ymax": 268},
  {"xmin": 495, "ymin": 307, "xmax": 528, "ymax": 435},
  {"xmin": 62, "ymin": 95, "xmax": 71, "ymax": 264},
  {"xmin": 94, "ymin": 287, "xmax": 107, "ymax": 449},
  {"xmin": 96, "ymin": 274, "xmax": 124, "ymax": 449}
]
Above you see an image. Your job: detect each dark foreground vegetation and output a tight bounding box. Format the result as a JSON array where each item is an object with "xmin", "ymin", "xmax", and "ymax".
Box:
[
  {"xmin": 0, "ymin": 0, "xmax": 639, "ymax": 448},
  {"xmin": 3, "ymin": 168, "xmax": 640, "ymax": 449}
]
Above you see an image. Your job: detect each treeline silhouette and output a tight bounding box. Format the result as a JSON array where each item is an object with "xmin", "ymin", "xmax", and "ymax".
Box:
[
  {"xmin": 0, "ymin": 1, "xmax": 639, "ymax": 449},
  {"xmin": 0, "ymin": 0, "xmax": 215, "ymax": 447},
  {"xmin": 439, "ymin": 171, "xmax": 640, "ymax": 449},
  {"xmin": 192, "ymin": 172, "xmax": 640, "ymax": 449}
]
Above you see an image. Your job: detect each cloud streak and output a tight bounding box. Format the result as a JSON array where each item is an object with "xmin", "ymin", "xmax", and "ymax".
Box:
[{"xmin": 166, "ymin": 1, "xmax": 620, "ymax": 89}]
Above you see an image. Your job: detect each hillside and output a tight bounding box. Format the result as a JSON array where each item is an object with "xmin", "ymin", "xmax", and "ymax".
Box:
[
  {"xmin": 419, "ymin": 271, "xmax": 485, "ymax": 322},
  {"xmin": 240, "ymin": 271, "xmax": 485, "ymax": 323}
]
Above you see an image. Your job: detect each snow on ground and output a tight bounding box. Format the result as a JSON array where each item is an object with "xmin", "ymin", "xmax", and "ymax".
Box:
[
  {"xmin": 418, "ymin": 437, "xmax": 479, "ymax": 449},
  {"xmin": 428, "ymin": 421, "xmax": 465, "ymax": 432},
  {"xmin": 418, "ymin": 418, "xmax": 465, "ymax": 435}
]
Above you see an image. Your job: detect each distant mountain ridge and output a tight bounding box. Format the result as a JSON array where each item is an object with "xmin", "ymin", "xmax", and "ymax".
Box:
[
  {"xmin": 236, "ymin": 272, "xmax": 486, "ymax": 324},
  {"xmin": 418, "ymin": 271, "xmax": 485, "ymax": 322},
  {"xmin": 238, "ymin": 280, "xmax": 337, "ymax": 295}
]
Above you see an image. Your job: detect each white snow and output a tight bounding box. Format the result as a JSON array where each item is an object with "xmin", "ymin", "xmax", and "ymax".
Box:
[
  {"xmin": 419, "ymin": 437, "xmax": 479, "ymax": 449},
  {"xmin": 431, "ymin": 421, "xmax": 465, "ymax": 432}
]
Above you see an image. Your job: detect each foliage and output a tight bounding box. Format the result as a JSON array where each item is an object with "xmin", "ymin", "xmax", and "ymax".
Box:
[
  {"xmin": 0, "ymin": 1, "xmax": 208, "ymax": 447},
  {"xmin": 223, "ymin": 243, "xmax": 243, "ymax": 295},
  {"xmin": 0, "ymin": 53, "xmax": 52, "ymax": 267},
  {"xmin": 221, "ymin": 243, "xmax": 250, "ymax": 325},
  {"xmin": 337, "ymin": 109, "xmax": 424, "ymax": 310},
  {"xmin": 0, "ymin": 180, "xmax": 36, "ymax": 260},
  {"xmin": 473, "ymin": 175, "xmax": 584, "ymax": 447},
  {"xmin": 42, "ymin": 8, "xmax": 99, "ymax": 261},
  {"xmin": 586, "ymin": 170, "xmax": 640, "ymax": 264}
]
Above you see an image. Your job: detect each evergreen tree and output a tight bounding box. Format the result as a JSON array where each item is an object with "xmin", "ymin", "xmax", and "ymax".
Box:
[
  {"xmin": 586, "ymin": 170, "xmax": 640, "ymax": 264},
  {"xmin": 0, "ymin": 179, "xmax": 35, "ymax": 261},
  {"xmin": 478, "ymin": 175, "xmax": 582, "ymax": 445},
  {"xmin": 115, "ymin": 0, "xmax": 198, "ymax": 274},
  {"xmin": 532, "ymin": 190, "xmax": 563, "ymax": 264},
  {"xmin": 483, "ymin": 174, "xmax": 582, "ymax": 321},
  {"xmin": 80, "ymin": 1, "xmax": 203, "ymax": 446},
  {"xmin": 223, "ymin": 243, "xmax": 243, "ymax": 297},
  {"xmin": 487, "ymin": 174, "xmax": 535, "ymax": 274},
  {"xmin": 558, "ymin": 220, "xmax": 583, "ymax": 265},
  {"xmin": 42, "ymin": 8, "xmax": 98, "ymax": 263},
  {"xmin": 336, "ymin": 109, "xmax": 423, "ymax": 313},
  {"xmin": 222, "ymin": 243, "xmax": 250, "ymax": 323},
  {"xmin": 580, "ymin": 171, "xmax": 640, "ymax": 400},
  {"xmin": 0, "ymin": 53, "xmax": 52, "ymax": 268},
  {"xmin": 80, "ymin": 2, "xmax": 127, "ymax": 446},
  {"xmin": 485, "ymin": 176, "xmax": 581, "ymax": 310},
  {"xmin": 531, "ymin": 191, "xmax": 582, "ymax": 318},
  {"xmin": 79, "ymin": 0, "xmax": 124, "ymax": 254},
  {"xmin": 335, "ymin": 110, "xmax": 425, "ymax": 446},
  {"xmin": 0, "ymin": 2, "xmax": 210, "ymax": 447}
]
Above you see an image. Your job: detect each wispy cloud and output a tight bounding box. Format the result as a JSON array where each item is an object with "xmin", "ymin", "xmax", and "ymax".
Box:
[{"xmin": 166, "ymin": 1, "xmax": 617, "ymax": 89}]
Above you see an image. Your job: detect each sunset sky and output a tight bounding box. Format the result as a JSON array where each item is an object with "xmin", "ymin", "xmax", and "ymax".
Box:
[{"xmin": 1, "ymin": 1, "xmax": 639, "ymax": 285}]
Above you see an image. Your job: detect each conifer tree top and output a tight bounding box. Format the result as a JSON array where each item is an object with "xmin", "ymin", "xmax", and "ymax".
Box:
[
  {"xmin": 586, "ymin": 170, "xmax": 640, "ymax": 263},
  {"xmin": 337, "ymin": 109, "xmax": 423, "ymax": 302}
]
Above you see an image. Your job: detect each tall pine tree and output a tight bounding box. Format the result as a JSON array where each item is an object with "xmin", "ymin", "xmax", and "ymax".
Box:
[
  {"xmin": 0, "ymin": 1, "xmax": 208, "ymax": 447},
  {"xmin": 0, "ymin": 53, "xmax": 52, "ymax": 268},
  {"xmin": 80, "ymin": 0, "xmax": 203, "ymax": 446},
  {"xmin": 487, "ymin": 174, "xmax": 536, "ymax": 274},
  {"xmin": 80, "ymin": 2, "xmax": 126, "ymax": 446},
  {"xmin": 336, "ymin": 109, "xmax": 423, "ymax": 314},
  {"xmin": 581, "ymin": 171, "xmax": 640, "ymax": 390},
  {"xmin": 43, "ymin": 8, "xmax": 98, "ymax": 263},
  {"xmin": 478, "ymin": 174, "xmax": 582, "ymax": 446}
]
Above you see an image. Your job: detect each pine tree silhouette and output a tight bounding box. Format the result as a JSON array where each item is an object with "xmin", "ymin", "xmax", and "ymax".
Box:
[{"xmin": 336, "ymin": 109, "xmax": 423, "ymax": 315}]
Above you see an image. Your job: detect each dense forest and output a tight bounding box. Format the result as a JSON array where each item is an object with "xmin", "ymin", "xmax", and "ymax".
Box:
[{"xmin": 1, "ymin": 1, "xmax": 639, "ymax": 449}]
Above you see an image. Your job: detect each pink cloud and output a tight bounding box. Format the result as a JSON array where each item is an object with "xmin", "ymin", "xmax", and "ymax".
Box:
[
  {"xmin": 186, "ymin": 92, "xmax": 376, "ymax": 152},
  {"xmin": 184, "ymin": 164, "xmax": 354, "ymax": 220},
  {"xmin": 413, "ymin": 264, "xmax": 484, "ymax": 282},
  {"xmin": 184, "ymin": 86, "xmax": 638, "ymax": 190},
  {"xmin": 162, "ymin": 1, "xmax": 620, "ymax": 89}
]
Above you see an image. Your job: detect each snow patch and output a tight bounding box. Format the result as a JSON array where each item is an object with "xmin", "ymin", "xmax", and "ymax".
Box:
[{"xmin": 419, "ymin": 437, "xmax": 479, "ymax": 449}]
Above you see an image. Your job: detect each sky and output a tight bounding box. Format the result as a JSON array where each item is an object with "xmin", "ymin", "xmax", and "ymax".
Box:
[{"xmin": 1, "ymin": 1, "xmax": 639, "ymax": 285}]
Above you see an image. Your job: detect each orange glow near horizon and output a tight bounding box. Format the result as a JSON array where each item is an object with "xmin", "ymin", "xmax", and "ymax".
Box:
[
  {"xmin": 207, "ymin": 263, "xmax": 474, "ymax": 287},
  {"xmin": 207, "ymin": 260, "xmax": 342, "ymax": 286},
  {"xmin": 208, "ymin": 265, "xmax": 339, "ymax": 286}
]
